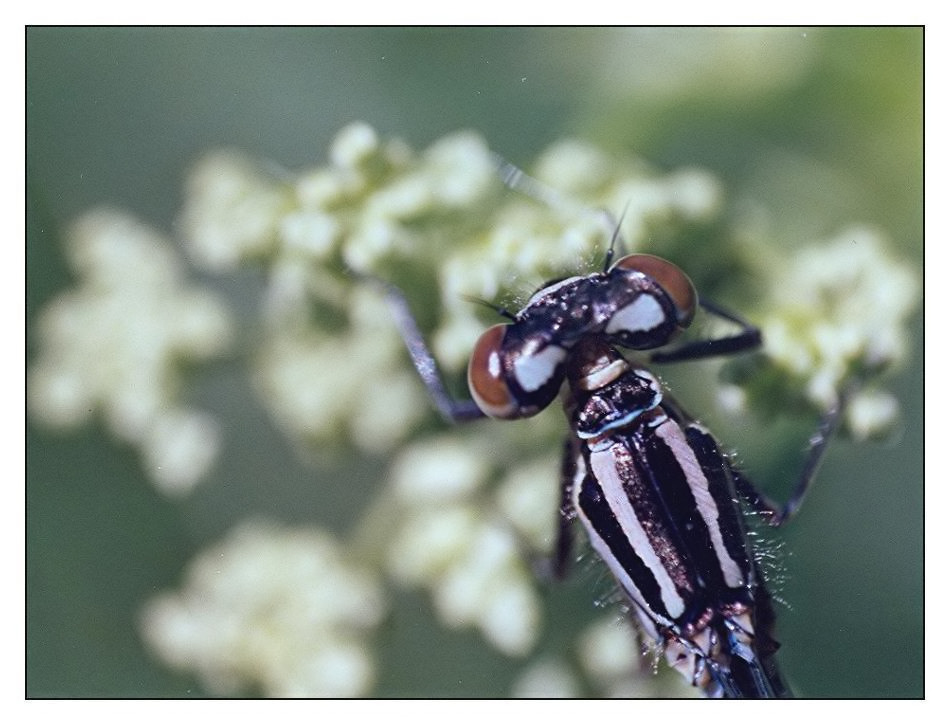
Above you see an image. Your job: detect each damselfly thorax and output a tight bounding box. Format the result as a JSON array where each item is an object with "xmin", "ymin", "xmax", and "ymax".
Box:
[{"xmin": 563, "ymin": 337, "xmax": 787, "ymax": 697}]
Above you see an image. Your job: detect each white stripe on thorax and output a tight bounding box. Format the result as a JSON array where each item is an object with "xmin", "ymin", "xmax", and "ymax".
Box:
[
  {"xmin": 654, "ymin": 419, "xmax": 744, "ymax": 588},
  {"xmin": 588, "ymin": 444, "xmax": 686, "ymax": 619},
  {"xmin": 578, "ymin": 516, "xmax": 667, "ymax": 637},
  {"xmin": 570, "ymin": 454, "xmax": 669, "ymax": 633}
]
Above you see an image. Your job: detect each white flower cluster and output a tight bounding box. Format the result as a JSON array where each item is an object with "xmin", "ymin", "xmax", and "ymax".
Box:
[
  {"xmin": 383, "ymin": 434, "xmax": 561, "ymax": 656},
  {"xmin": 28, "ymin": 208, "xmax": 233, "ymax": 494},
  {"xmin": 139, "ymin": 521, "xmax": 385, "ymax": 697},
  {"xmin": 180, "ymin": 150, "xmax": 292, "ymax": 272},
  {"xmin": 174, "ymin": 123, "xmax": 726, "ymax": 453},
  {"xmin": 254, "ymin": 285, "xmax": 429, "ymax": 453},
  {"xmin": 177, "ymin": 125, "xmax": 497, "ymax": 453},
  {"xmin": 180, "ymin": 123, "xmax": 497, "ymax": 277},
  {"xmin": 758, "ymin": 227, "xmax": 919, "ymax": 438}
]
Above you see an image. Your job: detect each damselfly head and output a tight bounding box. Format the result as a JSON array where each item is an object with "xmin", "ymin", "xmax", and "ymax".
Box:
[{"xmin": 466, "ymin": 253, "xmax": 697, "ymax": 420}]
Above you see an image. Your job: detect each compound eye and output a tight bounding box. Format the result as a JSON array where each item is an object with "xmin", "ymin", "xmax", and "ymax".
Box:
[
  {"xmin": 468, "ymin": 325, "xmax": 520, "ymax": 419},
  {"xmin": 611, "ymin": 253, "xmax": 697, "ymax": 329}
]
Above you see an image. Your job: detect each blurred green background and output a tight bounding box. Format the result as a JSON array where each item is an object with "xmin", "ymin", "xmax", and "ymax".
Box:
[{"xmin": 26, "ymin": 27, "xmax": 922, "ymax": 697}]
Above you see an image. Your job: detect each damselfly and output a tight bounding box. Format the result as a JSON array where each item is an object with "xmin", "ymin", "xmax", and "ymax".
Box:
[{"xmin": 371, "ymin": 165, "xmax": 843, "ymax": 698}]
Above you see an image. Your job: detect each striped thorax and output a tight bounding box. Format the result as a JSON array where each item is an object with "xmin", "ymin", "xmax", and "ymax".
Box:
[{"xmin": 565, "ymin": 339, "xmax": 786, "ymax": 697}]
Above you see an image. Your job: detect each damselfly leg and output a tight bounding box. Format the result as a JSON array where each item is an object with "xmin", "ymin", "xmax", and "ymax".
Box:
[
  {"xmin": 732, "ymin": 392, "xmax": 848, "ymax": 526},
  {"xmin": 650, "ymin": 298, "xmax": 762, "ymax": 364},
  {"xmin": 368, "ymin": 275, "xmax": 486, "ymax": 423}
]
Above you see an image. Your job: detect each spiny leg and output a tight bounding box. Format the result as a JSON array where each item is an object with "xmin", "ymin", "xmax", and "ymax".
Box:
[
  {"xmin": 651, "ymin": 297, "xmax": 762, "ymax": 364},
  {"xmin": 733, "ymin": 387, "xmax": 849, "ymax": 526},
  {"xmin": 368, "ymin": 276, "xmax": 485, "ymax": 423},
  {"xmin": 552, "ymin": 436, "xmax": 582, "ymax": 580}
]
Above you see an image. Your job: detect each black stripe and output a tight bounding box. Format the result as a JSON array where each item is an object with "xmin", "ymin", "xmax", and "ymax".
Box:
[
  {"xmin": 637, "ymin": 420, "xmax": 727, "ymax": 606},
  {"xmin": 612, "ymin": 437, "xmax": 694, "ymax": 597},
  {"xmin": 684, "ymin": 424, "xmax": 754, "ymax": 586},
  {"xmin": 575, "ymin": 459, "xmax": 667, "ymax": 618}
]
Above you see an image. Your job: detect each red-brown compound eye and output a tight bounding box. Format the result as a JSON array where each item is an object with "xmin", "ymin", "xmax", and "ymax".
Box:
[
  {"xmin": 611, "ymin": 253, "xmax": 697, "ymax": 329},
  {"xmin": 467, "ymin": 324, "xmax": 520, "ymax": 419}
]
